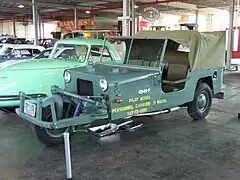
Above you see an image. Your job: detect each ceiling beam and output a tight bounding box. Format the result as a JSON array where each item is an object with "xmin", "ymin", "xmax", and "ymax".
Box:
[
  {"xmin": 5, "ymin": 0, "xmax": 98, "ymax": 9},
  {"xmin": 0, "ymin": 7, "xmax": 32, "ymax": 15}
]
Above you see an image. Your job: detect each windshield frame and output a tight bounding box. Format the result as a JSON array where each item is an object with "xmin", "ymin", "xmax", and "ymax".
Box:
[
  {"xmin": 49, "ymin": 43, "xmax": 89, "ymax": 62},
  {"xmin": 107, "ymin": 43, "xmax": 122, "ymax": 61},
  {"xmin": 89, "ymin": 38, "xmax": 122, "ymax": 63},
  {"xmin": 111, "ymin": 37, "xmax": 168, "ymax": 69}
]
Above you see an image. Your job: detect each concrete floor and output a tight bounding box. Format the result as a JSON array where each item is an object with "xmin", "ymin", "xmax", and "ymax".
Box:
[{"xmin": 1, "ymin": 72, "xmax": 240, "ymax": 180}]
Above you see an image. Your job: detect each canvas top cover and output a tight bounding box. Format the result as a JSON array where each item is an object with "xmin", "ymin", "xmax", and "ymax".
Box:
[{"xmin": 133, "ymin": 30, "xmax": 226, "ymax": 71}]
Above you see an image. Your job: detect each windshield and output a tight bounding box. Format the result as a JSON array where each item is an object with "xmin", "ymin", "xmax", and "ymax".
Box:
[
  {"xmin": 111, "ymin": 40, "xmax": 126, "ymax": 60},
  {"xmin": 126, "ymin": 39, "xmax": 166, "ymax": 66},
  {"xmin": 50, "ymin": 44, "xmax": 88, "ymax": 62},
  {"xmin": 88, "ymin": 45, "xmax": 112, "ymax": 63},
  {"xmin": 34, "ymin": 49, "xmax": 52, "ymax": 59}
]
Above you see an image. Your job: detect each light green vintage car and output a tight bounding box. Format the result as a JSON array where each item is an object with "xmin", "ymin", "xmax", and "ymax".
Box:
[{"xmin": 0, "ymin": 38, "xmax": 123, "ymax": 107}]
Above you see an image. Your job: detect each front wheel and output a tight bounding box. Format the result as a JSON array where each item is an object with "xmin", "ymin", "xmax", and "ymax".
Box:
[
  {"xmin": 187, "ymin": 83, "xmax": 213, "ymax": 120},
  {"xmin": 34, "ymin": 99, "xmax": 76, "ymax": 147}
]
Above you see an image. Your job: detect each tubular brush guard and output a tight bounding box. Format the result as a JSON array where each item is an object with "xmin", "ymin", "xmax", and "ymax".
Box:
[{"xmin": 16, "ymin": 86, "xmax": 109, "ymax": 130}]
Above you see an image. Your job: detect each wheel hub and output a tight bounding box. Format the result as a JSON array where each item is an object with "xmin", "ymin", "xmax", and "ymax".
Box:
[{"xmin": 198, "ymin": 93, "xmax": 207, "ymax": 111}]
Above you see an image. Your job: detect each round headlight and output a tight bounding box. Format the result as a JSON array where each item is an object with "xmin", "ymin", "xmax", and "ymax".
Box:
[
  {"xmin": 99, "ymin": 78, "xmax": 108, "ymax": 92},
  {"xmin": 64, "ymin": 71, "xmax": 71, "ymax": 83}
]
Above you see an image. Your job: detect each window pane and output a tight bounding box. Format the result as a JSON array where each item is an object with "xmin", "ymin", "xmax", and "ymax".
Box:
[
  {"xmin": 52, "ymin": 44, "xmax": 88, "ymax": 62},
  {"xmin": 33, "ymin": 49, "xmax": 41, "ymax": 55},
  {"xmin": 88, "ymin": 45, "xmax": 112, "ymax": 62},
  {"xmin": 20, "ymin": 49, "xmax": 32, "ymax": 55}
]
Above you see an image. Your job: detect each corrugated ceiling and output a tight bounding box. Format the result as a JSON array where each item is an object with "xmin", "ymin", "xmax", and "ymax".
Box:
[{"xmin": 0, "ymin": 0, "xmax": 231, "ymax": 21}]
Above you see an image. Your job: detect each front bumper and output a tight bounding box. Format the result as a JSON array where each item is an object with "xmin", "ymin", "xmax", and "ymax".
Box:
[{"xmin": 16, "ymin": 86, "xmax": 109, "ymax": 129}]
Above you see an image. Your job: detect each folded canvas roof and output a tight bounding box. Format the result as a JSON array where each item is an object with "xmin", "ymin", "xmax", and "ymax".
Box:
[{"xmin": 133, "ymin": 30, "xmax": 226, "ymax": 71}]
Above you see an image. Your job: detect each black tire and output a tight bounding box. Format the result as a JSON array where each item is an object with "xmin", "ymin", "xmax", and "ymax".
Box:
[
  {"xmin": 34, "ymin": 99, "xmax": 76, "ymax": 147},
  {"xmin": 187, "ymin": 83, "xmax": 212, "ymax": 120}
]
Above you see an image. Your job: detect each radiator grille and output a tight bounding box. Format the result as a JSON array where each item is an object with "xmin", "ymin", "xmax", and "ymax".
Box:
[{"xmin": 77, "ymin": 79, "xmax": 94, "ymax": 96}]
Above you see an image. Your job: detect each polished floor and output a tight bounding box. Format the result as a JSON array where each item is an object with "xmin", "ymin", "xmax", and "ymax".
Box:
[{"xmin": 1, "ymin": 72, "xmax": 240, "ymax": 180}]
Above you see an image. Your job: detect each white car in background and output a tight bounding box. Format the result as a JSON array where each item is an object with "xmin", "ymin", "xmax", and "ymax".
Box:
[
  {"xmin": 0, "ymin": 44, "xmax": 45, "ymax": 63},
  {"xmin": 33, "ymin": 47, "xmax": 53, "ymax": 59},
  {"xmin": 0, "ymin": 43, "xmax": 6, "ymax": 50},
  {"xmin": 0, "ymin": 35, "xmax": 14, "ymax": 43}
]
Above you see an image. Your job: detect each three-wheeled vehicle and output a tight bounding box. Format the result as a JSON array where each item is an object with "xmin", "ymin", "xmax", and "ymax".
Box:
[{"xmin": 16, "ymin": 30, "xmax": 226, "ymax": 146}]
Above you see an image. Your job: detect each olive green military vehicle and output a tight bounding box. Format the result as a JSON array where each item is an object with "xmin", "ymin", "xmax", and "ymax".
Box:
[{"xmin": 16, "ymin": 30, "xmax": 226, "ymax": 146}]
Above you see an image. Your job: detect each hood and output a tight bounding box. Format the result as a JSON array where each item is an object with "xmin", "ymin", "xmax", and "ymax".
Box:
[
  {"xmin": 71, "ymin": 63, "xmax": 159, "ymax": 84},
  {"xmin": 0, "ymin": 59, "xmax": 27, "ymax": 69},
  {"xmin": 0, "ymin": 55, "xmax": 33, "ymax": 63},
  {"xmin": 0, "ymin": 58, "xmax": 81, "ymax": 70}
]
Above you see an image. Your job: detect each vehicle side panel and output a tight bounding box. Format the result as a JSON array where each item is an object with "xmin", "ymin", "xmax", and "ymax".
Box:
[
  {"xmin": 110, "ymin": 67, "xmax": 223, "ymax": 120},
  {"xmin": 162, "ymin": 67, "xmax": 223, "ymax": 109},
  {"xmin": 110, "ymin": 73, "xmax": 165, "ymax": 120}
]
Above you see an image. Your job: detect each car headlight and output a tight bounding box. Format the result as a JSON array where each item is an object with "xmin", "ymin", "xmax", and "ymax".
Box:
[
  {"xmin": 64, "ymin": 71, "xmax": 71, "ymax": 83},
  {"xmin": 99, "ymin": 78, "xmax": 108, "ymax": 92}
]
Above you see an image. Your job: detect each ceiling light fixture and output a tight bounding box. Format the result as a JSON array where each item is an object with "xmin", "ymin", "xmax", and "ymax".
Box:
[
  {"xmin": 18, "ymin": 5, "xmax": 24, "ymax": 8},
  {"xmin": 85, "ymin": 10, "xmax": 91, "ymax": 14}
]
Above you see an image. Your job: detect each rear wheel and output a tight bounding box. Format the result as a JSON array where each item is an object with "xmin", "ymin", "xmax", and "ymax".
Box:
[
  {"xmin": 187, "ymin": 83, "xmax": 212, "ymax": 120},
  {"xmin": 34, "ymin": 99, "xmax": 76, "ymax": 147}
]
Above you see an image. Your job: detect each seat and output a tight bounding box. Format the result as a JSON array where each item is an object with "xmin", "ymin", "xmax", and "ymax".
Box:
[
  {"xmin": 142, "ymin": 60, "xmax": 152, "ymax": 66},
  {"xmin": 128, "ymin": 59, "xmax": 144, "ymax": 66},
  {"xmin": 128, "ymin": 59, "xmax": 153, "ymax": 67},
  {"xmin": 162, "ymin": 64, "xmax": 189, "ymax": 92},
  {"xmin": 149, "ymin": 60, "xmax": 160, "ymax": 67},
  {"xmin": 164, "ymin": 51, "xmax": 189, "ymax": 66}
]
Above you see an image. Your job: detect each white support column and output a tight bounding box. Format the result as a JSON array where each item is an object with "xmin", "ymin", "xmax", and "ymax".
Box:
[
  {"xmin": 12, "ymin": 17, "xmax": 16, "ymax": 37},
  {"xmin": 210, "ymin": 14, "xmax": 213, "ymax": 31},
  {"xmin": 237, "ymin": 0, "xmax": 240, "ymax": 26},
  {"xmin": 74, "ymin": 8, "xmax": 78, "ymax": 30},
  {"xmin": 131, "ymin": 0, "xmax": 136, "ymax": 35},
  {"xmin": 195, "ymin": 10, "xmax": 199, "ymax": 31},
  {"xmin": 42, "ymin": 23, "xmax": 44, "ymax": 39},
  {"xmin": 122, "ymin": 0, "xmax": 130, "ymax": 36},
  {"xmin": 24, "ymin": 26, "xmax": 27, "ymax": 39},
  {"xmin": 206, "ymin": 14, "xmax": 213, "ymax": 32},
  {"xmin": 32, "ymin": 0, "xmax": 39, "ymax": 45},
  {"xmin": 136, "ymin": 14, "xmax": 139, "ymax": 32},
  {"xmin": 226, "ymin": 0, "xmax": 235, "ymax": 70},
  {"xmin": 38, "ymin": 11, "xmax": 41, "ymax": 39}
]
